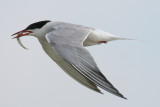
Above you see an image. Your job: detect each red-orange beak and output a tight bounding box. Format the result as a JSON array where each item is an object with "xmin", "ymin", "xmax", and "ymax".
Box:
[{"xmin": 11, "ymin": 30, "xmax": 33, "ymax": 39}]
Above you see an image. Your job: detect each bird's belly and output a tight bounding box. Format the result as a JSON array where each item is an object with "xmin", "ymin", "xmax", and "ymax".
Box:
[
  {"xmin": 83, "ymin": 29, "xmax": 107, "ymax": 46},
  {"xmin": 83, "ymin": 29, "xmax": 117, "ymax": 46}
]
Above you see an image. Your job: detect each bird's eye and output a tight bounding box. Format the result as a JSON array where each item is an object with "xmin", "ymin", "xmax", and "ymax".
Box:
[{"xmin": 31, "ymin": 25, "xmax": 37, "ymax": 29}]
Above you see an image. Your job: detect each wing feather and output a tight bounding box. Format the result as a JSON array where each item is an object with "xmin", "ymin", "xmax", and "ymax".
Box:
[{"xmin": 43, "ymin": 24, "xmax": 126, "ymax": 99}]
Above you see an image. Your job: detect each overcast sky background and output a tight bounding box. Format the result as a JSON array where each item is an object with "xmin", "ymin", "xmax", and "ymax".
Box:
[{"xmin": 1, "ymin": 0, "xmax": 160, "ymax": 107}]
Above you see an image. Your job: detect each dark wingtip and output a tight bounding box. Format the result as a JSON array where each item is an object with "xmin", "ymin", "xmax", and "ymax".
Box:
[
  {"xmin": 122, "ymin": 96, "xmax": 127, "ymax": 100},
  {"xmin": 99, "ymin": 91, "xmax": 104, "ymax": 94},
  {"xmin": 95, "ymin": 88, "xmax": 104, "ymax": 94},
  {"xmin": 118, "ymin": 93, "xmax": 127, "ymax": 100}
]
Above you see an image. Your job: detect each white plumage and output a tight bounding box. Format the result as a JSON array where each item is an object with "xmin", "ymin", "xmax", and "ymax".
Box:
[{"xmin": 12, "ymin": 21, "xmax": 132, "ymax": 99}]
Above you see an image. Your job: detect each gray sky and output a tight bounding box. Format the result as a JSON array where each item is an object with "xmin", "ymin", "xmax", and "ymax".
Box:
[{"xmin": 1, "ymin": 0, "xmax": 160, "ymax": 107}]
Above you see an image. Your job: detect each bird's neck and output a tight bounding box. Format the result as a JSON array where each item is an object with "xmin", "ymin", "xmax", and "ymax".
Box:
[{"xmin": 35, "ymin": 22, "xmax": 54, "ymax": 39}]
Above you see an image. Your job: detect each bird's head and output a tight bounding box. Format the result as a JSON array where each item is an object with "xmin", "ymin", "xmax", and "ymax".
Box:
[
  {"xmin": 12, "ymin": 20, "xmax": 51, "ymax": 38},
  {"xmin": 11, "ymin": 20, "xmax": 51, "ymax": 49}
]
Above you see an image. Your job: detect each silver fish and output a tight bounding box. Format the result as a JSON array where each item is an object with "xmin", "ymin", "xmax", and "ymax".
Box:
[{"xmin": 17, "ymin": 37, "xmax": 28, "ymax": 50}]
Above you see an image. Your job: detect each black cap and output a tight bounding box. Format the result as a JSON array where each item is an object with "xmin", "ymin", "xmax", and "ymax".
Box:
[{"xmin": 25, "ymin": 20, "xmax": 51, "ymax": 30}]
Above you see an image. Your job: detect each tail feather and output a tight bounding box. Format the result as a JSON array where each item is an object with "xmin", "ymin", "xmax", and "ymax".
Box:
[
  {"xmin": 111, "ymin": 36, "xmax": 153, "ymax": 42},
  {"xmin": 110, "ymin": 36, "xmax": 136, "ymax": 41},
  {"xmin": 103, "ymin": 31, "xmax": 148, "ymax": 42}
]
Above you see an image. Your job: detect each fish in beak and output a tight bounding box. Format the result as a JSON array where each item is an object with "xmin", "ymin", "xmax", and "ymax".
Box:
[{"xmin": 11, "ymin": 30, "xmax": 33, "ymax": 49}]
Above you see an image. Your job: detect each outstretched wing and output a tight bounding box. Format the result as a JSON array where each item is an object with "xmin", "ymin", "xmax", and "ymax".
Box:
[{"xmin": 45, "ymin": 26, "xmax": 126, "ymax": 99}]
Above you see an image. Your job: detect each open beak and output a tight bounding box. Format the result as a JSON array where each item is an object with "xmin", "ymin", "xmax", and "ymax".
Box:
[
  {"xmin": 11, "ymin": 30, "xmax": 33, "ymax": 49},
  {"xmin": 11, "ymin": 30, "xmax": 33, "ymax": 39}
]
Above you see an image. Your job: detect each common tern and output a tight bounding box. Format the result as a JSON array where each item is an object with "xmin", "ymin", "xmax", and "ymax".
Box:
[{"xmin": 12, "ymin": 20, "xmax": 133, "ymax": 99}]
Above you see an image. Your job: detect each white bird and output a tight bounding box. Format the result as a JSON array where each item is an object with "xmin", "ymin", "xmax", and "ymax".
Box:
[{"xmin": 12, "ymin": 20, "xmax": 132, "ymax": 99}]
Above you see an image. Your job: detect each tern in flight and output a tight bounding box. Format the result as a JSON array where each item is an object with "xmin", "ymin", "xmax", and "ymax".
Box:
[{"xmin": 12, "ymin": 20, "xmax": 133, "ymax": 99}]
